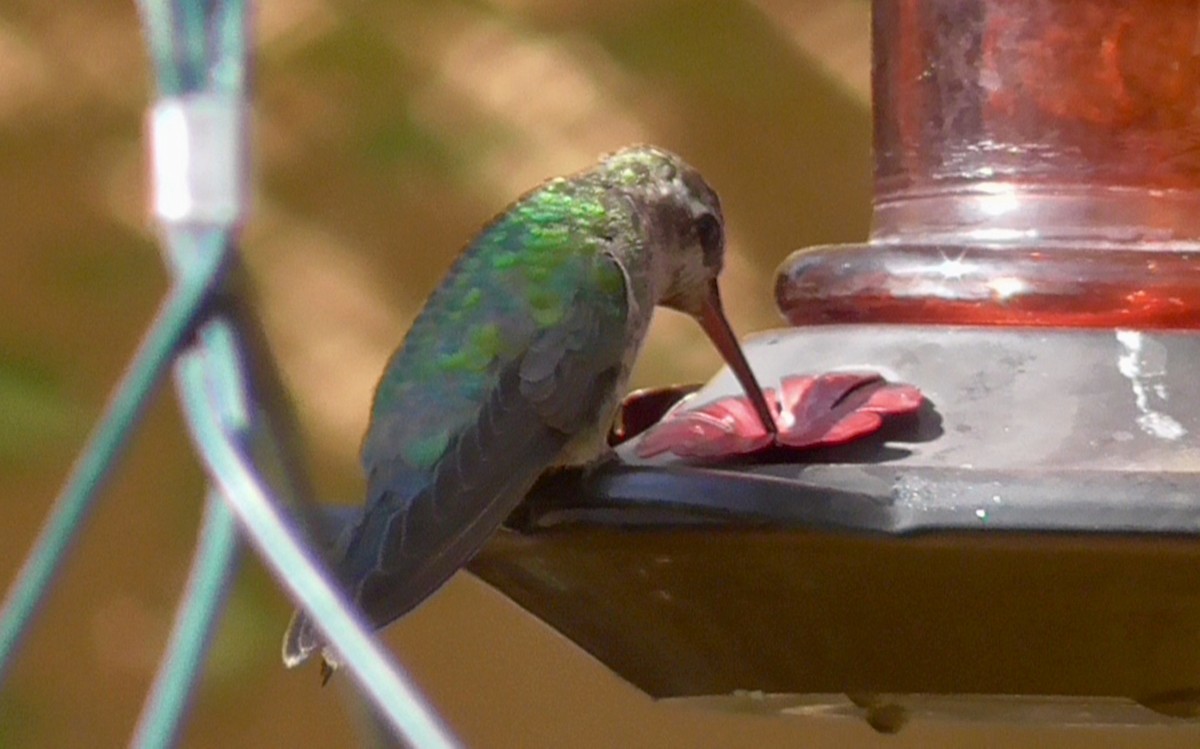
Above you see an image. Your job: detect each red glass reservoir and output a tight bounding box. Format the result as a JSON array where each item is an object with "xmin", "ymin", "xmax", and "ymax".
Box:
[{"xmin": 776, "ymin": 0, "xmax": 1200, "ymax": 328}]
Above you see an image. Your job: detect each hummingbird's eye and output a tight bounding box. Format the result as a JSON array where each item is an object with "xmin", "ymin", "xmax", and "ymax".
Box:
[{"xmin": 695, "ymin": 213, "xmax": 723, "ymax": 269}]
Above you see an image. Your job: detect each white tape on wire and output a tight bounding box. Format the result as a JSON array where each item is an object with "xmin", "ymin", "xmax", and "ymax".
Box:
[{"xmin": 149, "ymin": 94, "xmax": 248, "ymax": 225}]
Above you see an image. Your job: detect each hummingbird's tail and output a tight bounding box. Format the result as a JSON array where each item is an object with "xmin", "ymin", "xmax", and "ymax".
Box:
[
  {"xmin": 280, "ymin": 503, "xmax": 362, "ymax": 679},
  {"xmin": 281, "ymin": 609, "xmax": 320, "ymax": 667},
  {"xmin": 283, "ymin": 610, "xmax": 342, "ymax": 684}
]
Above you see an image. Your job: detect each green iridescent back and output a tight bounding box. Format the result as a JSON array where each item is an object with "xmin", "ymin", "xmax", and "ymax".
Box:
[{"xmin": 361, "ymin": 176, "xmax": 631, "ymax": 480}]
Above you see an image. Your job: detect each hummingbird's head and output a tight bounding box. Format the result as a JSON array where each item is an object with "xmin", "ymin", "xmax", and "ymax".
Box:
[
  {"xmin": 599, "ymin": 144, "xmax": 780, "ymax": 438},
  {"xmin": 600, "ymin": 145, "xmax": 726, "ymax": 317}
]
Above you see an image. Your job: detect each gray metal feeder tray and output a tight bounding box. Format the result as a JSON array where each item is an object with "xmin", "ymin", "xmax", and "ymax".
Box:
[{"xmin": 470, "ymin": 325, "xmax": 1200, "ymax": 731}]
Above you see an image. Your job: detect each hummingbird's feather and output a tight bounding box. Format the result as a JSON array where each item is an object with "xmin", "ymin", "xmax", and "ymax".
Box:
[
  {"xmin": 283, "ymin": 187, "xmax": 636, "ymax": 667},
  {"xmin": 359, "ymin": 182, "xmax": 632, "ymax": 478}
]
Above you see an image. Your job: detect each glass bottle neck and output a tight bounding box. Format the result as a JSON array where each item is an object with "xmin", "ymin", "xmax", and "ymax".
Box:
[{"xmin": 872, "ymin": 182, "xmax": 1200, "ymax": 250}]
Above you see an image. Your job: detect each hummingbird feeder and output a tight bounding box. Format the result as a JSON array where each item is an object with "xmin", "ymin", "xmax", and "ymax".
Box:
[{"xmin": 470, "ymin": 0, "xmax": 1200, "ymax": 731}]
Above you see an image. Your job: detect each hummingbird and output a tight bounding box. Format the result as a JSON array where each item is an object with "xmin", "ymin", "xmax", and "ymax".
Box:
[{"xmin": 282, "ymin": 145, "xmax": 777, "ymax": 675}]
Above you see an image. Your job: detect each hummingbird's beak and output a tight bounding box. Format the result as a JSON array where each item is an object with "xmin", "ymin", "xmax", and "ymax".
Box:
[{"xmin": 697, "ymin": 281, "xmax": 779, "ymax": 436}]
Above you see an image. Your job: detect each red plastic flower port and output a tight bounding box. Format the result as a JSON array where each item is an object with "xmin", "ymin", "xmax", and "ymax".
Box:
[{"xmin": 634, "ymin": 371, "xmax": 924, "ymax": 460}]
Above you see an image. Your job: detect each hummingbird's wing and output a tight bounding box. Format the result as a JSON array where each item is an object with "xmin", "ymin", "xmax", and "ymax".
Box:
[
  {"xmin": 284, "ymin": 249, "xmax": 633, "ymax": 666},
  {"xmin": 355, "ymin": 255, "xmax": 629, "ymax": 616}
]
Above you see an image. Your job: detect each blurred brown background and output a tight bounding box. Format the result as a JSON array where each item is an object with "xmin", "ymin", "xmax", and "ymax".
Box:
[{"xmin": 1, "ymin": 0, "xmax": 1198, "ymax": 745}]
